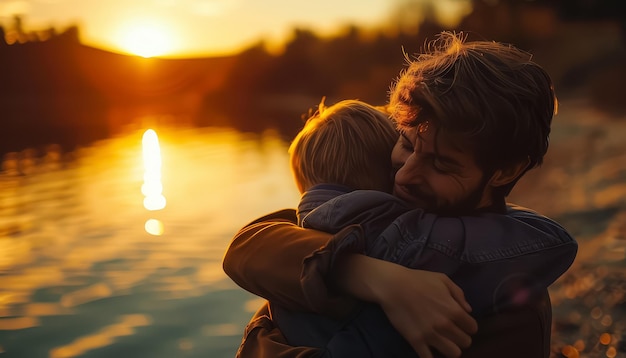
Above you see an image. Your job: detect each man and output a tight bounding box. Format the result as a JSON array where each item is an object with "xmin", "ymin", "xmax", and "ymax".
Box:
[{"xmin": 223, "ymin": 32, "xmax": 577, "ymax": 357}]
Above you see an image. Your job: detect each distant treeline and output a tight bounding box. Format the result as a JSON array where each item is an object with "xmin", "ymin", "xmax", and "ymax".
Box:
[
  {"xmin": 0, "ymin": 0, "xmax": 624, "ymax": 155},
  {"xmin": 203, "ymin": 0, "xmax": 626, "ymax": 136}
]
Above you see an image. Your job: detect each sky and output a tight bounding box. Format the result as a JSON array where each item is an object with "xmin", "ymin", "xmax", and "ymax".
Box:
[
  {"xmin": 0, "ymin": 0, "xmax": 392, "ymax": 58},
  {"xmin": 0, "ymin": 0, "xmax": 471, "ymax": 58}
]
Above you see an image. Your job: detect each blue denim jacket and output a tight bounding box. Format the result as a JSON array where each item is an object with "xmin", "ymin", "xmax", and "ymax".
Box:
[{"xmin": 273, "ymin": 186, "xmax": 577, "ymax": 355}]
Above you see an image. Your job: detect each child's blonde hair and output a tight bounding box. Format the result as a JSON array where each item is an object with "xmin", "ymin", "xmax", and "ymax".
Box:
[{"xmin": 289, "ymin": 99, "xmax": 398, "ymax": 193}]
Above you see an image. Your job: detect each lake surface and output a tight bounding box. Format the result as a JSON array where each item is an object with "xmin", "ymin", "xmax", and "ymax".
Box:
[{"xmin": 0, "ymin": 126, "xmax": 300, "ymax": 358}]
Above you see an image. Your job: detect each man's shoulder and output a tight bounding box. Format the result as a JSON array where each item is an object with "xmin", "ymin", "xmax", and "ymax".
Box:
[
  {"xmin": 383, "ymin": 204, "xmax": 576, "ymax": 260},
  {"xmin": 505, "ymin": 203, "xmax": 570, "ymax": 231}
]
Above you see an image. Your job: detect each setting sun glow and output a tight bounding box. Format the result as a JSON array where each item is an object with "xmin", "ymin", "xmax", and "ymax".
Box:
[{"xmin": 117, "ymin": 20, "xmax": 175, "ymax": 58}]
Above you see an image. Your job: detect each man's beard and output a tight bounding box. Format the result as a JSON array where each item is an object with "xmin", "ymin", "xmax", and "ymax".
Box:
[{"xmin": 428, "ymin": 176, "xmax": 491, "ymax": 216}]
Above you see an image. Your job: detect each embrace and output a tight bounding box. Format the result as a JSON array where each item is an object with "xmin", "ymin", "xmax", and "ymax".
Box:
[{"xmin": 223, "ymin": 31, "xmax": 578, "ymax": 358}]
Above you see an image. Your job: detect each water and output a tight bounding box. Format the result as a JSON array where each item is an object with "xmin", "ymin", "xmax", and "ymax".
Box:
[{"xmin": 0, "ymin": 126, "xmax": 300, "ymax": 358}]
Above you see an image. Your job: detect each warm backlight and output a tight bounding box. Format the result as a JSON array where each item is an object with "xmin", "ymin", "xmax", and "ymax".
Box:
[{"xmin": 118, "ymin": 20, "xmax": 174, "ymax": 58}]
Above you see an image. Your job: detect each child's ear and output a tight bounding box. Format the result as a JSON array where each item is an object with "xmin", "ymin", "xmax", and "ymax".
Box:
[{"xmin": 488, "ymin": 157, "xmax": 531, "ymax": 187}]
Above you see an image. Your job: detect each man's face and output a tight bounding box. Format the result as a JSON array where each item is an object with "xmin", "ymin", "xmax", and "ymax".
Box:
[{"xmin": 391, "ymin": 121, "xmax": 490, "ymax": 215}]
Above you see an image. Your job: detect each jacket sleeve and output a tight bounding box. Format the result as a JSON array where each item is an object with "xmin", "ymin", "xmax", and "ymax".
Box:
[{"xmin": 223, "ymin": 209, "xmax": 366, "ymax": 316}]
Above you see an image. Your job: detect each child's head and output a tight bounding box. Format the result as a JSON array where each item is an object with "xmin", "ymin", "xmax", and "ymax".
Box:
[{"xmin": 289, "ymin": 99, "xmax": 399, "ymax": 194}]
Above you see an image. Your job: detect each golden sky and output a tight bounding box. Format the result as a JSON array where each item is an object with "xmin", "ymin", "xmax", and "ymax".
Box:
[{"xmin": 0, "ymin": 0, "xmax": 471, "ymax": 58}]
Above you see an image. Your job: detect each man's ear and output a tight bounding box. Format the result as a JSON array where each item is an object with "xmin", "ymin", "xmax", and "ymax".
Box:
[{"xmin": 488, "ymin": 157, "xmax": 531, "ymax": 187}]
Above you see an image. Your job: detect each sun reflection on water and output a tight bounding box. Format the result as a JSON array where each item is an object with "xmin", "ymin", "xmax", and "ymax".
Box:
[
  {"xmin": 142, "ymin": 129, "xmax": 166, "ymax": 212},
  {"xmin": 0, "ymin": 127, "xmax": 301, "ymax": 357},
  {"xmin": 145, "ymin": 218, "xmax": 165, "ymax": 235},
  {"xmin": 142, "ymin": 129, "xmax": 166, "ymax": 235}
]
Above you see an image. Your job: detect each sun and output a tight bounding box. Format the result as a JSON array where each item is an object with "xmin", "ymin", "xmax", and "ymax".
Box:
[{"xmin": 117, "ymin": 19, "xmax": 175, "ymax": 58}]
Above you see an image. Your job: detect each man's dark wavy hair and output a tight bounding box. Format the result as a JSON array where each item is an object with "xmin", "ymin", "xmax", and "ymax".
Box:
[{"xmin": 389, "ymin": 31, "xmax": 557, "ymax": 196}]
